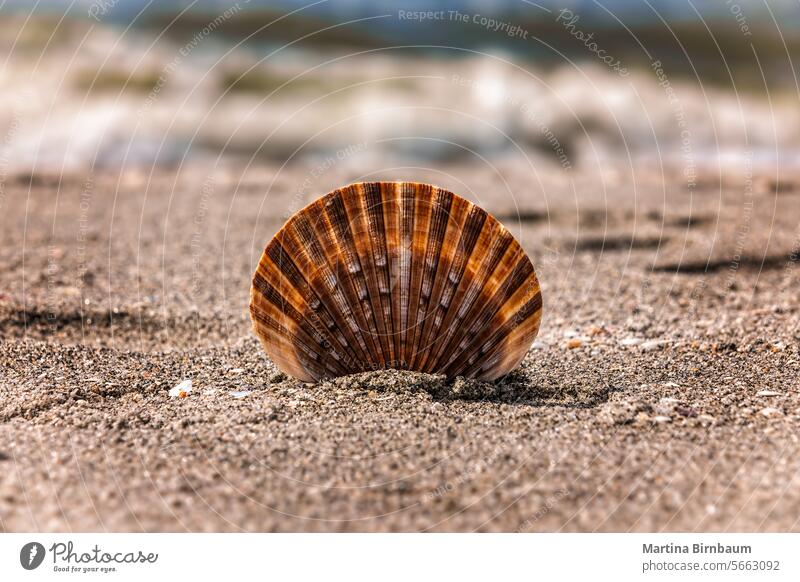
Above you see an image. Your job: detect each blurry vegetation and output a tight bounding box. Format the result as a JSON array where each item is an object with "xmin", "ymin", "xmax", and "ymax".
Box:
[
  {"xmin": 142, "ymin": 7, "xmax": 799, "ymax": 93},
  {"xmin": 142, "ymin": 8, "xmax": 386, "ymax": 49},
  {"xmin": 73, "ymin": 69, "xmax": 161, "ymax": 94},
  {"xmin": 220, "ymin": 68, "xmax": 419, "ymax": 96},
  {"xmin": 524, "ymin": 19, "xmax": 800, "ymax": 93},
  {"xmin": 220, "ymin": 69, "xmax": 328, "ymax": 95},
  {"xmin": 0, "ymin": 15, "xmax": 89, "ymax": 52}
]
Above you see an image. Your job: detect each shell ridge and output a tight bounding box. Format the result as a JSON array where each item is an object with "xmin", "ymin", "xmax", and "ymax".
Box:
[
  {"xmin": 408, "ymin": 187, "xmax": 453, "ymax": 369},
  {"xmin": 364, "ymin": 182, "xmax": 397, "ymax": 363},
  {"xmin": 396, "ymin": 183, "xmax": 413, "ymax": 367},
  {"xmin": 306, "ymin": 200, "xmax": 377, "ymax": 367},
  {"xmin": 292, "ymin": 211, "xmax": 374, "ymax": 369},
  {"xmin": 260, "ymin": 242, "xmax": 335, "ymax": 352},
  {"xmin": 439, "ymin": 247, "xmax": 529, "ymax": 376},
  {"xmin": 481, "ymin": 303, "xmax": 543, "ymax": 380},
  {"xmin": 404, "ymin": 185, "xmax": 432, "ymax": 369},
  {"xmin": 343, "ymin": 184, "xmax": 391, "ymax": 364},
  {"xmin": 417, "ymin": 202, "xmax": 486, "ymax": 372},
  {"xmin": 464, "ymin": 290, "xmax": 543, "ymax": 379},
  {"xmin": 382, "ymin": 183, "xmax": 405, "ymax": 368},
  {"xmin": 414, "ymin": 194, "xmax": 470, "ymax": 371},
  {"xmin": 252, "ymin": 270, "xmax": 331, "ymax": 354},
  {"xmin": 265, "ymin": 237, "xmax": 363, "ymax": 373},
  {"xmin": 442, "ymin": 258, "xmax": 537, "ymax": 377},
  {"xmin": 249, "ymin": 304, "xmax": 338, "ymax": 380},
  {"xmin": 324, "ymin": 191, "xmax": 384, "ymax": 366},
  {"xmin": 430, "ymin": 225, "xmax": 514, "ymax": 372}
]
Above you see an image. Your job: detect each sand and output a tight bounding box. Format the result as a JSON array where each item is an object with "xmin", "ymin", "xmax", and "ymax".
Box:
[{"xmin": 1, "ymin": 164, "xmax": 799, "ymax": 532}]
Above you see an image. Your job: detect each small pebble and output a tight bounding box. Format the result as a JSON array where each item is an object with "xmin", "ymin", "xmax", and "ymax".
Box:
[
  {"xmin": 653, "ymin": 415, "xmax": 672, "ymax": 423},
  {"xmin": 230, "ymin": 390, "xmax": 251, "ymax": 399},
  {"xmin": 760, "ymin": 407, "xmax": 782, "ymax": 417},
  {"xmin": 756, "ymin": 390, "xmax": 781, "ymax": 397},
  {"xmin": 270, "ymin": 372, "xmax": 288, "ymax": 383},
  {"xmin": 620, "ymin": 338, "xmax": 643, "ymax": 346},
  {"xmin": 567, "ymin": 339, "xmax": 583, "ymax": 349}
]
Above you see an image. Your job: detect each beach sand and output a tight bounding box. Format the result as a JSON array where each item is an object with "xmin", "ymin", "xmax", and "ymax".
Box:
[{"xmin": 1, "ymin": 164, "xmax": 799, "ymax": 532}]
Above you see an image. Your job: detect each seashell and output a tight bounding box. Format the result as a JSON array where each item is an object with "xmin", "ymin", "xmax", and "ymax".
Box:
[{"xmin": 250, "ymin": 182, "xmax": 542, "ymax": 382}]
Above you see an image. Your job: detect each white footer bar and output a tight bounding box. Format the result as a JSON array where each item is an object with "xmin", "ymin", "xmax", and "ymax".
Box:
[{"xmin": 1, "ymin": 533, "xmax": 797, "ymax": 581}]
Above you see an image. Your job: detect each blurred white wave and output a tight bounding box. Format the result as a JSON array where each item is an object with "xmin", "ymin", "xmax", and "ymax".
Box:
[{"xmin": 0, "ymin": 17, "xmax": 797, "ymax": 177}]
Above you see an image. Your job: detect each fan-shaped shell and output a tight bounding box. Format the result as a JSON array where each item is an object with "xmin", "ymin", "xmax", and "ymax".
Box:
[{"xmin": 250, "ymin": 182, "xmax": 542, "ymax": 382}]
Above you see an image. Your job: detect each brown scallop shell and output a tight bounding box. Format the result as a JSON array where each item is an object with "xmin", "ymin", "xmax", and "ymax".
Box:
[{"xmin": 250, "ymin": 182, "xmax": 542, "ymax": 382}]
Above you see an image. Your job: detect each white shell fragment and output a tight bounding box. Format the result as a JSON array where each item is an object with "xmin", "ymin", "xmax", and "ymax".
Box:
[{"xmin": 169, "ymin": 379, "xmax": 193, "ymax": 398}]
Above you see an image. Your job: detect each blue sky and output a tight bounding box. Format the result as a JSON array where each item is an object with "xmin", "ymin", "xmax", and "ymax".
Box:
[{"xmin": 7, "ymin": 0, "xmax": 800, "ymax": 27}]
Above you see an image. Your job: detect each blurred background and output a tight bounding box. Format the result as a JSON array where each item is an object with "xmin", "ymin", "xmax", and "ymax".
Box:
[{"xmin": 1, "ymin": 0, "xmax": 798, "ymax": 179}]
